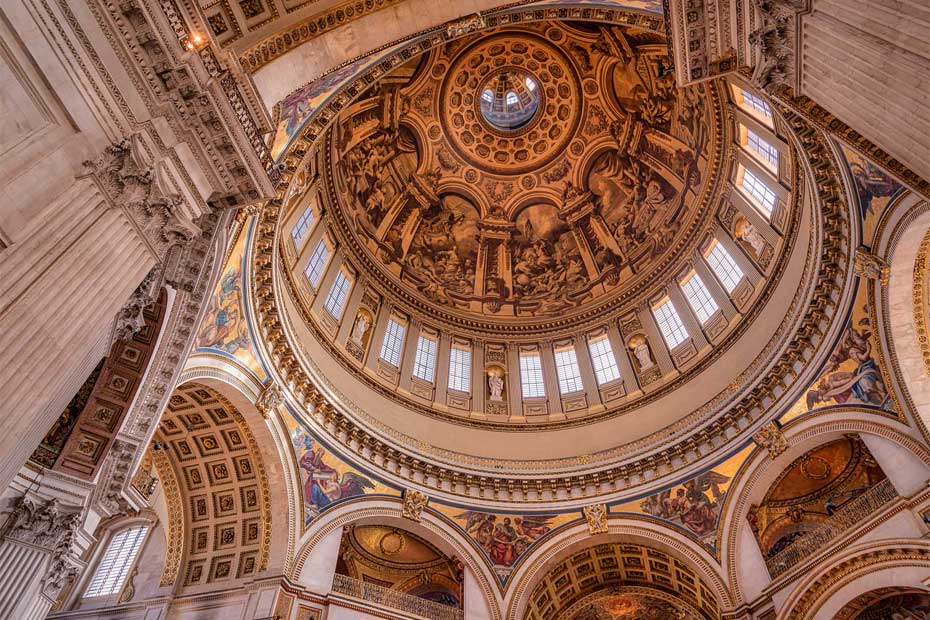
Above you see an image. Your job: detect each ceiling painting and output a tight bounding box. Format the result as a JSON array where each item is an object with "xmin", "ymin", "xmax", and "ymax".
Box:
[
  {"xmin": 265, "ymin": 1, "xmax": 665, "ymax": 160},
  {"xmin": 327, "ymin": 21, "xmax": 720, "ymax": 321},
  {"xmin": 609, "ymin": 445, "xmax": 752, "ymax": 550},
  {"xmin": 838, "ymin": 142, "xmax": 904, "ymax": 244},
  {"xmin": 781, "ymin": 286, "xmax": 896, "ymax": 424},
  {"xmin": 287, "ymin": 416, "xmax": 399, "ymax": 527},
  {"xmin": 196, "ymin": 225, "xmax": 266, "ymax": 379},
  {"xmin": 431, "ymin": 505, "xmax": 575, "ymax": 585},
  {"xmin": 778, "ymin": 145, "xmax": 904, "ymax": 423}
]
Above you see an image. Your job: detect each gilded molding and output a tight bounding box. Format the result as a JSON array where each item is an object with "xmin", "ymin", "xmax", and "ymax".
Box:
[
  {"xmin": 914, "ymin": 226, "xmax": 930, "ymax": 377},
  {"xmin": 151, "ymin": 447, "xmax": 185, "ymax": 586}
]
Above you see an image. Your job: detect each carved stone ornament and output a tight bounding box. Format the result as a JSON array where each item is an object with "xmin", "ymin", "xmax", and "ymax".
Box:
[
  {"xmin": 118, "ymin": 567, "xmax": 138, "ymax": 603},
  {"xmin": 752, "ymin": 421, "xmax": 788, "ymax": 458},
  {"xmin": 853, "ymin": 247, "xmax": 890, "ymax": 286},
  {"xmin": 749, "ymin": 0, "xmax": 808, "ymax": 92},
  {"xmin": 256, "ymin": 383, "xmax": 284, "ymax": 419},
  {"xmin": 445, "ymin": 13, "xmax": 486, "ymax": 39},
  {"xmin": 402, "ymin": 489, "xmax": 429, "ymax": 522},
  {"xmin": 83, "ymin": 136, "xmax": 200, "ymax": 262},
  {"xmin": 3, "ymin": 497, "xmax": 82, "ymax": 598},
  {"xmin": 583, "ymin": 503, "xmax": 609, "ymax": 535},
  {"xmin": 113, "ymin": 268, "xmax": 161, "ymax": 342}
]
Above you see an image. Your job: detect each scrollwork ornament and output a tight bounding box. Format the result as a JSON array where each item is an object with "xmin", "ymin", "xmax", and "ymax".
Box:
[
  {"xmin": 256, "ymin": 383, "xmax": 284, "ymax": 419},
  {"xmin": 853, "ymin": 247, "xmax": 890, "ymax": 286},
  {"xmin": 753, "ymin": 421, "xmax": 788, "ymax": 458},
  {"xmin": 402, "ymin": 489, "xmax": 429, "ymax": 522},
  {"xmin": 583, "ymin": 503, "xmax": 609, "ymax": 534}
]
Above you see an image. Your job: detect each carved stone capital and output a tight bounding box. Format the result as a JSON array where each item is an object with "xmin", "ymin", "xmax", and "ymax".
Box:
[
  {"xmin": 583, "ymin": 503, "xmax": 609, "ymax": 535},
  {"xmin": 749, "ymin": 0, "xmax": 809, "ymax": 92},
  {"xmin": 752, "ymin": 421, "xmax": 788, "ymax": 458},
  {"xmin": 402, "ymin": 489, "xmax": 429, "ymax": 522},
  {"xmin": 84, "ymin": 135, "xmax": 201, "ymax": 263},
  {"xmin": 113, "ymin": 268, "xmax": 161, "ymax": 342}
]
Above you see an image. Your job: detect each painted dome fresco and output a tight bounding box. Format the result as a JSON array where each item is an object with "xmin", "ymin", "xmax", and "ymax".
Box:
[
  {"xmin": 328, "ymin": 21, "xmax": 724, "ymax": 325},
  {"xmin": 264, "ymin": 12, "xmax": 844, "ymax": 506}
]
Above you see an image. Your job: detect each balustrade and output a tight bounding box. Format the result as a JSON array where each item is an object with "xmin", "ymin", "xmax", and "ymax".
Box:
[
  {"xmin": 332, "ymin": 573, "xmax": 464, "ymax": 620},
  {"xmin": 765, "ymin": 478, "xmax": 897, "ymax": 578}
]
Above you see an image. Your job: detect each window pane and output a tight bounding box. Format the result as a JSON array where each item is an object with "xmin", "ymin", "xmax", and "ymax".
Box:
[
  {"xmin": 706, "ymin": 241, "xmax": 745, "ymax": 293},
  {"xmin": 746, "ymin": 128, "xmax": 779, "ymax": 169},
  {"xmin": 740, "ymin": 168, "xmax": 777, "ymax": 217},
  {"xmin": 739, "ymin": 88, "xmax": 773, "ymax": 123},
  {"xmin": 379, "ymin": 318, "xmax": 406, "ymax": 367},
  {"xmin": 681, "ymin": 273, "xmax": 719, "ymax": 324},
  {"xmin": 653, "ymin": 299, "xmax": 689, "ymax": 349},
  {"xmin": 304, "ymin": 241, "xmax": 330, "ymax": 287},
  {"xmin": 291, "ymin": 207, "xmax": 316, "ymax": 244},
  {"xmin": 520, "ymin": 352, "xmax": 546, "ymax": 398},
  {"xmin": 554, "ymin": 347, "xmax": 584, "ymax": 394},
  {"xmin": 448, "ymin": 346, "xmax": 471, "ymax": 393},
  {"xmin": 84, "ymin": 526, "xmax": 148, "ymax": 598},
  {"xmin": 324, "ymin": 271, "xmax": 351, "ymax": 319},
  {"xmin": 588, "ymin": 337, "xmax": 621, "ymax": 385},
  {"xmin": 412, "ymin": 335, "xmax": 438, "ymax": 382}
]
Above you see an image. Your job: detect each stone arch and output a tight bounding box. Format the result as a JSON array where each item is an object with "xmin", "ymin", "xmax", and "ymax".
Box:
[
  {"xmin": 504, "ymin": 517, "xmax": 733, "ymax": 620},
  {"xmin": 174, "ymin": 365, "xmax": 302, "ymax": 579},
  {"xmin": 147, "ymin": 381, "xmax": 284, "ymax": 589},
  {"xmin": 293, "ymin": 496, "xmax": 502, "ymax": 620},
  {"xmin": 719, "ymin": 409, "xmax": 930, "ymax": 604},
  {"xmin": 777, "ymin": 539, "xmax": 930, "ymax": 620},
  {"xmin": 871, "ymin": 193, "xmax": 930, "ymax": 434}
]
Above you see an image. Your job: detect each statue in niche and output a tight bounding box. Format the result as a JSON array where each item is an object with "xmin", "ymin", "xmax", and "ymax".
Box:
[
  {"xmin": 734, "ymin": 216, "xmax": 767, "ymax": 259},
  {"xmin": 488, "ymin": 371, "xmax": 505, "ymax": 402},
  {"xmin": 628, "ymin": 334, "xmax": 655, "ymax": 371},
  {"xmin": 350, "ymin": 311, "xmax": 371, "ymax": 345}
]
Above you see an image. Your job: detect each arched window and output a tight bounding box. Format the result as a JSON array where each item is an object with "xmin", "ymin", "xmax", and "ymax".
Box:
[
  {"xmin": 505, "ymin": 91, "xmax": 519, "ymax": 108},
  {"xmin": 83, "ymin": 525, "xmax": 149, "ymax": 598}
]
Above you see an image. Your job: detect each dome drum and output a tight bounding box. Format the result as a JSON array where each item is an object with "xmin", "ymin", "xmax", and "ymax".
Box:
[{"xmin": 257, "ymin": 15, "xmax": 855, "ymax": 507}]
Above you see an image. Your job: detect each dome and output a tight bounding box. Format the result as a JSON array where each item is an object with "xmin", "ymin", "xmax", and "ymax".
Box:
[{"xmin": 267, "ymin": 17, "xmax": 831, "ymax": 506}]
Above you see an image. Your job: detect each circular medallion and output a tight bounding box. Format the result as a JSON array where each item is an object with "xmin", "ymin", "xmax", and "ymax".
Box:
[{"xmin": 440, "ymin": 33, "xmax": 581, "ymax": 175}]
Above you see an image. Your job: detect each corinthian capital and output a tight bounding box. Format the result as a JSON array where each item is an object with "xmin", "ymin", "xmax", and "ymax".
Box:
[{"xmin": 83, "ymin": 134, "xmax": 203, "ymax": 262}]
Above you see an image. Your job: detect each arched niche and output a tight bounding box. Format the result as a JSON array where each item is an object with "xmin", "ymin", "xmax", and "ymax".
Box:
[
  {"xmin": 292, "ymin": 496, "xmax": 502, "ymax": 620},
  {"xmin": 834, "ymin": 586, "xmax": 930, "ymax": 620},
  {"xmin": 718, "ymin": 409, "xmax": 930, "ymax": 605},
  {"xmin": 503, "ymin": 518, "xmax": 731, "ymax": 620}
]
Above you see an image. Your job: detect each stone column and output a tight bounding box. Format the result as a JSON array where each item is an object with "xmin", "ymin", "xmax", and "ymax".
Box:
[
  {"xmin": 0, "ymin": 137, "xmax": 204, "ymax": 492},
  {"xmin": 0, "ymin": 496, "xmax": 82, "ymax": 619}
]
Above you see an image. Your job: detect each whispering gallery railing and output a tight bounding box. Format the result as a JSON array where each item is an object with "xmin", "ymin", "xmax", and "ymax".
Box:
[
  {"xmin": 332, "ymin": 573, "xmax": 464, "ymax": 620},
  {"xmin": 765, "ymin": 478, "xmax": 897, "ymax": 578}
]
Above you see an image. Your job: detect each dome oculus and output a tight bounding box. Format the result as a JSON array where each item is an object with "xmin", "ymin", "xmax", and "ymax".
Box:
[{"xmin": 478, "ymin": 70, "xmax": 541, "ymax": 131}]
